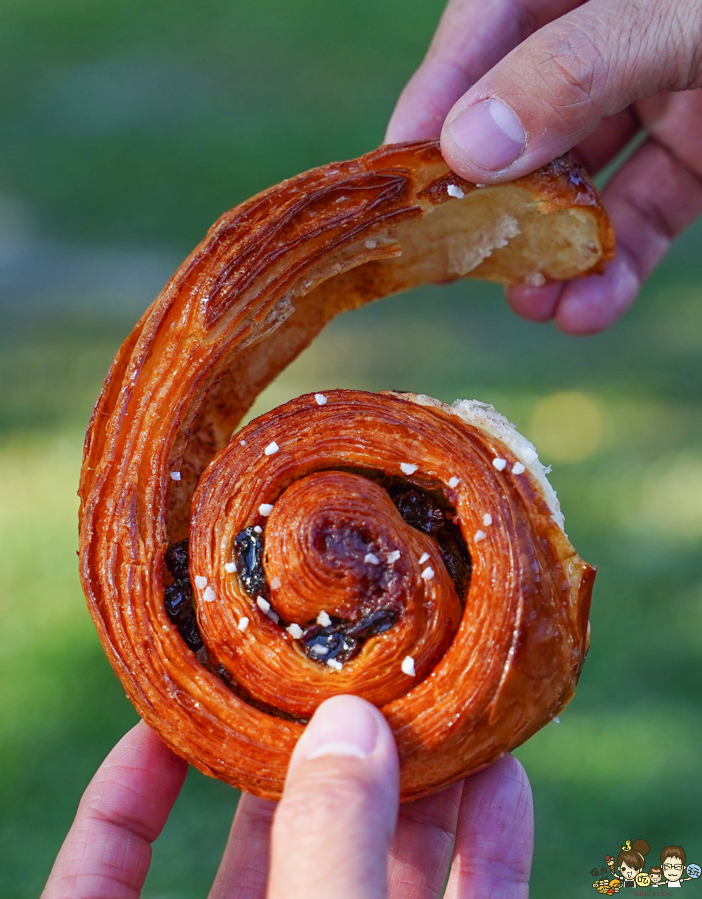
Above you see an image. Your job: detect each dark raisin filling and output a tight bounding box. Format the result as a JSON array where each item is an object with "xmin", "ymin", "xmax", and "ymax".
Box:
[
  {"xmin": 234, "ymin": 527, "xmax": 268, "ymax": 598},
  {"xmin": 345, "ymin": 468, "xmax": 471, "ymax": 601},
  {"xmin": 234, "ymin": 527, "xmax": 268, "ymax": 597},
  {"xmin": 232, "ymin": 468, "xmax": 471, "ymax": 668},
  {"xmin": 382, "ymin": 477, "xmax": 471, "ymax": 600},
  {"xmin": 164, "ymin": 472, "xmax": 470, "ymax": 677},
  {"xmin": 164, "ymin": 539, "xmax": 204, "ymax": 652},
  {"xmin": 301, "ymin": 608, "xmax": 399, "ymax": 664},
  {"xmin": 163, "ymin": 538, "xmax": 304, "ymax": 721},
  {"xmin": 165, "ymin": 539, "xmax": 189, "ymax": 579}
]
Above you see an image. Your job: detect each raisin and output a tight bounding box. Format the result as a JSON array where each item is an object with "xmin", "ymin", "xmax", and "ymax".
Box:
[
  {"xmin": 164, "ymin": 578, "xmax": 193, "ymax": 621},
  {"xmin": 234, "ymin": 526, "xmax": 268, "ymax": 597},
  {"xmin": 165, "ymin": 539, "xmax": 189, "ymax": 579}
]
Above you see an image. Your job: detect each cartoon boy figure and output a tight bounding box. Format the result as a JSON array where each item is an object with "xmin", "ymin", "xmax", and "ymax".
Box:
[
  {"xmin": 649, "ymin": 865, "xmax": 664, "ymax": 887},
  {"xmin": 661, "ymin": 846, "xmax": 692, "ymax": 887}
]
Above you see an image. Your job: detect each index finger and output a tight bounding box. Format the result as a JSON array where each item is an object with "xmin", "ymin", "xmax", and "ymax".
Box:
[
  {"xmin": 42, "ymin": 720, "xmax": 188, "ymax": 899},
  {"xmin": 386, "ymin": 0, "xmax": 585, "ymax": 143}
]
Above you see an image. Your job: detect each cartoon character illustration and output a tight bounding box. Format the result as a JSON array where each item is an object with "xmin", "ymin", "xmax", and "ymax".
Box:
[
  {"xmin": 649, "ymin": 865, "xmax": 664, "ymax": 886},
  {"xmin": 616, "ymin": 839, "xmax": 650, "ymax": 889},
  {"xmin": 662, "ymin": 845, "xmax": 693, "ymax": 887},
  {"xmin": 593, "ymin": 841, "xmax": 699, "ymax": 892},
  {"xmin": 592, "ymin": 856, "xmax": 619, "ymax": 893},
  {"xmin": 592, "ymin": 876, "xmax": 621, "ymax": 894}
]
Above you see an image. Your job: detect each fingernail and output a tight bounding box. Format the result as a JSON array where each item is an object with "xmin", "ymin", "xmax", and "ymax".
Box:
[
  {"xmin": 448, "ymin": 99, "xmax": 525, "ymax": 172},
  {"xmin": 299, "ymin": 695, "xmax": 379, "ymax": 761}
]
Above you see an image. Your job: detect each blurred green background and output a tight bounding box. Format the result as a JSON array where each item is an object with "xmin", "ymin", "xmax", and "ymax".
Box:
[{"xmin": 1, "ymin": 1, "xmax": 701, "ymax": 896}]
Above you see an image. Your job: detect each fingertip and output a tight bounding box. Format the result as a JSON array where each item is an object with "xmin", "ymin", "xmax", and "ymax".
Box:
[
  {"xmin": 385, "ymin": 111, "xmax": 441, "ymax": 146},
  {"xmin": 506, "ymin": 282, "xmax": 563, "ymax": 321},
  {"xmin": 130, "ymin": 717, "xmax": 165, "ymax": 750},
  {"xmin": 124, "ymin": 719, "xmax": 189, "ymax": 777},
  {"xmin": 289, "ymin": 694, "xmax": 397, "ymax": 777},
  {"xmin": 446, "ymin": 754, "xmax": 533, "ymax": 899},
  {"xmin": 489, "ymin": 752, "xmax": 531, "ymax": 796},
  {"xmin": 385, "ymin": 77, "xmax": 443, "ymax": 145},
  {"xmin": 445, "ymin": 96, "xmax": 528, "ymax": 182},
  {"xmin": 468, "ymin": 753, "xmax": 531, "ymax": 802},
  {"xmin": 554, "ymin": 252, "xmax": 640, "ymax": 335},
  {"xmin": 439, "ymin": 126, "xmax": 484, "ymax": 184},
  {"xmin": 386, "ymin": 60, "xmax": 473, "ymax": 145},
  {"xmin": 85, "ymin": 720, "xmax": 189, "ymax": 821}
]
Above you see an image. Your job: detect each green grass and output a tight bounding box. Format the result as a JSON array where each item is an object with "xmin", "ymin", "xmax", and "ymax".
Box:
[{"xmin": 1, "ymin": 0, "xmax": 702, "ymax": 894}]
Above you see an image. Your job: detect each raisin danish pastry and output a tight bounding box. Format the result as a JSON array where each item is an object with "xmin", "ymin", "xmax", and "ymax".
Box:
[{"xmin": 79, "ymin": 140, "xmax": 608, "ymax": 800}]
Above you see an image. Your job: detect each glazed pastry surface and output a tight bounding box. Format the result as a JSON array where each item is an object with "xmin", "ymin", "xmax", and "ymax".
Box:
[{"xmin": 79, "ymin": 140, "xmax": 602, "ymax": 800}]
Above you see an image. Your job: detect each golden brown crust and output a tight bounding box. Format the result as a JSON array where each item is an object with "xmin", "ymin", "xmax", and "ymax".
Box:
[{"xmin": 79, "ymin": 140, "xmax": 601, "ymax": 800}]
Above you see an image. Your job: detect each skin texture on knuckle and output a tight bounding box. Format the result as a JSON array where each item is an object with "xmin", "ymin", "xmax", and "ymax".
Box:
[
  {"xmin": 640, "ymin": 0, "xmax": 696, "ymax": 91},
  {"xmin": 453, "ymin": 853, "xmax": 531, "ymax": 892},
  {"xmin": 618, "ymin": 0, "xmax": 699, "ymax": 93},
  {"xmin": 518, "ymin": 20, "xmax": 613, "ymax": 129},
  {"xmin": 675, "ymin": 0, "xmax": 702, "ymax": 88},
  {"xmin": 498, "ymin": 0, "xmax": 700, "ymax": 140},
  {"xmin": 80, "ymin": 795, "xmax": 156, "ymax": 845}
]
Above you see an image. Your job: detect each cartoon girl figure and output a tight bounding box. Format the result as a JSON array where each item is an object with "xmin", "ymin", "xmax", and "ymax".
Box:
[
  {"xmin": 661, "ymin": 846, "xmax": 692, "ymax": 887},
  {"xmin": 616, "ymin": 840, "xmax": 650, "ymax": 889},
  {"xmin": 649, "ymin": 865, "xmax": 664, "ymax": 887}
]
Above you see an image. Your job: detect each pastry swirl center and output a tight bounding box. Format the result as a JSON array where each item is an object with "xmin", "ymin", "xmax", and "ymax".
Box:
[{"xmin": 263, "ymin": 471, "xmax": 413, "ymax": 623}]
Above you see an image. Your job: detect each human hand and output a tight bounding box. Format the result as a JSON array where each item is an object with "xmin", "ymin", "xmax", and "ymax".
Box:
[
  {"xmin": 387, "ymin": 0, "xmax": 702, "ymax": 334},
  {"xmin": 42, "ymin": 695, "xmax": 533, "ymax": 898}
]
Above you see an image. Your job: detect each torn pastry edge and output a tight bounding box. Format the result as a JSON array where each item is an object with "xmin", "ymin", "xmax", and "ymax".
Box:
[{"xmin": 399, "ymin": 393, "xmax": 563, "ymax": 531}]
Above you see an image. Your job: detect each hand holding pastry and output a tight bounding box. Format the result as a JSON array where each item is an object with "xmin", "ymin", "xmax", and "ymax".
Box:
[
  {"xmin": 42, "ymin": 698, "xmax": 534, "ymax": 899},
  {"xmin": 387, "ymin": 0, "xmax": 702, "ymax": 333}
]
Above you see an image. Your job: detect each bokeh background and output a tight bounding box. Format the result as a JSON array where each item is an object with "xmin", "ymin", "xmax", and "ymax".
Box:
[{"xmin": 1, "ymin": 1, "xmax": 701, "ymax": 896}]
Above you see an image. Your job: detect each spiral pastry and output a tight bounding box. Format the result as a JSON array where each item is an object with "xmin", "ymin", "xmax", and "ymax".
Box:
[{"xmin": 79, "ymin": 140, "xmax": 605, "ymax": 800}]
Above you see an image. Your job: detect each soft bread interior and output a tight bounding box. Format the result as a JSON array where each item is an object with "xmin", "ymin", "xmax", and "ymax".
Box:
[
  {"xmin": 383, "ymin": 181, "xmax": 606, "ymax": 287},
  {"xmin": 404, "ymin": 393, "xmax": 564, "ymax": 531}
]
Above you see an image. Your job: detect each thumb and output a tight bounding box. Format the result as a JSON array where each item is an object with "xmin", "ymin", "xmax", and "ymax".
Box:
[
  {"xmin": 268, "ymin": 695, "xmax": 400, "ymax": 899},
  {"xmin": 440, "ymin": 0, "xmax": 702, "ymax": 181}
]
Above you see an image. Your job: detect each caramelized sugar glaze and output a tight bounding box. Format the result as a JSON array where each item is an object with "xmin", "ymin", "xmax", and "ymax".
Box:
[{"xmin": 79, "ymin": 141, "xmax": 607, "ymax": 800}]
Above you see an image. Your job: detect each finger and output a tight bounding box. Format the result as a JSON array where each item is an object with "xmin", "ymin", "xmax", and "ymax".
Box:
[
  {"xmin": 445, "ymin": 754, "xmax": 533, "ymax": 899},
  {"xmin": 572, "ymin": 107, "xmax": 641, "ymax": 175},
  {"xmin": 505, "ymin": 105, "xmax": 640, "ymax": 322},
  {"xmin": 268, "ymin": 695, "xmax": 399, "ymax": 899},
  {"xmin": 208, "ymin": 794, "xmax": 276, "ymax": 899},
  {"xmin": 386, "ymin": 0, "xmax": 584, "ymax": 143},
  {"xmin": 554, "ymin": 134, "xmax": 702, "ymax": 333},
  {"xmin": 440, "ymin": 0, "xmax": 702, "ymax": 181},
  {"xmin": 505, "ymin": 102, "xmax": 641, "ymax": 321},
  {"xmin": 388, "ymin": 781, "xmax": 464, "ymax": 899},
  {"xmin": 42, "ymin": 720, "xmax": 188, "ymax": 899},
  {"xmin": 506, "ymin": 281, "xmax": 565, "ymax": 322}
]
